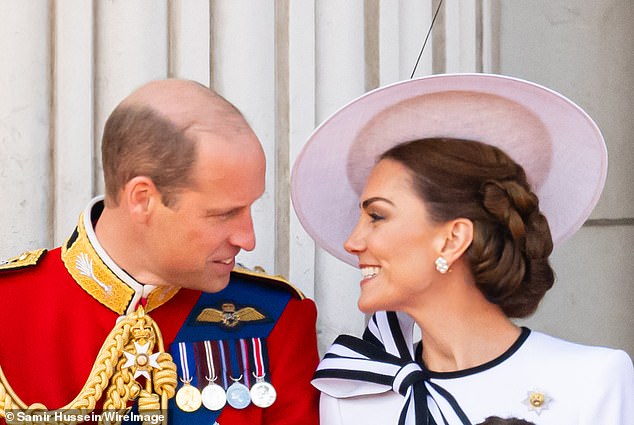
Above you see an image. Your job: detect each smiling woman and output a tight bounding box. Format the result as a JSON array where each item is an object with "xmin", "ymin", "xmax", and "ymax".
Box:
[
  {"xmin": 344, "ymin": 159, "xmax": 452, "ymax": 316},
  {"xmin": 291, "ymin": 73, "xmax": 634, "ymax": 424}
]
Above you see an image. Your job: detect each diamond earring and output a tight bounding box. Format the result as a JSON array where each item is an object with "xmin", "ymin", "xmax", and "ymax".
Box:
[{"xmin": 434, "ymin": 256, "xmax": 449, "ymax": 274}]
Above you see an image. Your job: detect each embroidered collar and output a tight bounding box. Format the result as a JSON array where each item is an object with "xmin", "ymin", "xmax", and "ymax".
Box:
[{"xmin": 61, "ymin": 196, "xmax": 180, "ymax": 315}]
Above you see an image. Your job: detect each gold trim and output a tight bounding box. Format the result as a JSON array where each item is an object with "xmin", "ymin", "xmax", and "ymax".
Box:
[
  {"xmin": 0, "ymin": 307, "xmax": 177, "ymax": 424},
  {"xmin": 62, "ymin": 216, "xmax": 135, "ymax": 315},
  {"xmin": 146, "ymin": 286, "xmax": 180, "ymax": 313},
  {"xmin": 62, "ymin": 212, "xmax": 180, "ymax": 315},
  {"xmin": 233, "ymin": 266, "xmax": 306, "ymax": 300},
  {"xmin": 0, "ymin": 249, "xmax": 47, "ymax": 271}
]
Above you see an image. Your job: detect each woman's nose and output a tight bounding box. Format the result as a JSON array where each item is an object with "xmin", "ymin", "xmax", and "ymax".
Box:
[{"xmin": 343, "ymin": 219, "xmax": 366, "ymax": 255}]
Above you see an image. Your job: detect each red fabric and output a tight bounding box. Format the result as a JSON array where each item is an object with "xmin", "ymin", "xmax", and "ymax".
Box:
[{"xmin": 0, "ymin": 248, "xmax": 320, "ymax": 424}]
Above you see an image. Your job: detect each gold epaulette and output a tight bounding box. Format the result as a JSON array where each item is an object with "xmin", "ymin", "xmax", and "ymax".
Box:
[
  {"xmin": 232, "ymin": 266, "xmax": 306, "ymax": 300},
  {"xmin": 0, "ymin": 248, "xmax": 47, "ymax": 272},
  {"xmin": 0, "ymin": 306, "xmax": 177, "ymax": 421}
]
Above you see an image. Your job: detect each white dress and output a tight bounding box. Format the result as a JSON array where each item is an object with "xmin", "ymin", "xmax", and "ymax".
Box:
[{"xmin": 314, "ymin": 314, "xmax": 634, "ymax": 425}]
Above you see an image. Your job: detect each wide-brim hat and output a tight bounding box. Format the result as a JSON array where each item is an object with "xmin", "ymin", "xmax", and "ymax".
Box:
[{"xmin": 291, "ymin": 73, "xmax": 607, "ymax": 267}]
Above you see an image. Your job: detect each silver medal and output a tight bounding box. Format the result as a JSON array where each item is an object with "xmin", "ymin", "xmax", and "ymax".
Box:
[
  {"xmin": 201, "ymin": 341, "xmax": 227, "ymax": 411},
  {"xmin": 202, "ymin": 382, "xmax": 227, "ymax": 411},
  {"xmin": 226, "ymin": 381, "xmax": 251, "ymax": 409},
  {"xmin": 250, "ymin": 380, "xmax": 277, "ymax": 408}
]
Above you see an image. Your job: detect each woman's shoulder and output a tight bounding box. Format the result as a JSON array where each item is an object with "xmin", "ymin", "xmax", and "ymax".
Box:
[
  {"xmin": 527, "ymin": 330, "xmax": 629, "ymax": 355},
  {"xmin": 518, "ymin": 330, "xmax": 634, "ymax": 422},
  {"xmin": 319, "ymin": 390, "xmax": 403, "ymax": 425},
  {"xmin": 523, "ymin": 330, "xmax": 633, "ymax": 375}
]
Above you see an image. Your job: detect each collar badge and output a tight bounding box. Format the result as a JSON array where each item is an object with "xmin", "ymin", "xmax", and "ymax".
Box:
[{"xmin": 76, "ymin": 252, "xmax": 112, "ymax": 294}]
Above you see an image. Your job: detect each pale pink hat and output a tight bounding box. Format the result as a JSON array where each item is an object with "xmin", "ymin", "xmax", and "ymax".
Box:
[{"xmin": 291, "ymin": 73, "xmax": 607, "ymax": 267}]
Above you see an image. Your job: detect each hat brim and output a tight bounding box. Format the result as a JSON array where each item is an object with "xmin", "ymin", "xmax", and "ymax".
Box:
[{"xmin": 291, "ymin": 73, "xmax": 607, "ymax": 267}]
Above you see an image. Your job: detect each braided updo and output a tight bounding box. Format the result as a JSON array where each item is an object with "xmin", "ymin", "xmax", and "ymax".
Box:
[{"xmin": 380, "ymin": 138, "xmax": 554, "ymax": 318}]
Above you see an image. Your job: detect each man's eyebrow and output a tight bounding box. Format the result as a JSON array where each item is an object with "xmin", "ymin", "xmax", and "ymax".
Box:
[
  {"xmin": 360, "ymin": 197, "xmax": 394, "ymax": 209},
  {"xmin": 204, "ymin": 206, "xmax": 243, "ymax": 215}
]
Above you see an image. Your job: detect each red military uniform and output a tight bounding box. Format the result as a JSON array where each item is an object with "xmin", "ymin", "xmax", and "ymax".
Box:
[{"xmin": 0, "ymin": 198, "xmax": 319, "ymax": 425}]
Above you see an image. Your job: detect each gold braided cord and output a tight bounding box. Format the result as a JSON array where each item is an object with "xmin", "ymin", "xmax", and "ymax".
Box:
[{"xmin": 0, "ymin": 307, "xmax": 177, "ymax": 425}]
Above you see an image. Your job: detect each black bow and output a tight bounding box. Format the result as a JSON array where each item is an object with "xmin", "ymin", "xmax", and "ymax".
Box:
[{"xmin": 312, "ymin": 311, "xmax": 472, "ymax": 425}]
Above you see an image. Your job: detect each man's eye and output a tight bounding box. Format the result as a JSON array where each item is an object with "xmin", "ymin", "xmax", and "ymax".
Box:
[{"xmin": 206, "ymin": 210, "xmax": 236, "ymax": 219}]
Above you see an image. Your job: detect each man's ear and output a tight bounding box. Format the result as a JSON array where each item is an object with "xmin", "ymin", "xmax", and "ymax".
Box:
[
  {"xmin": 122, "ymin": 176, "xmax": 160, "ymax": 223},
  {"xmin": 438, "ymin": 218, "xmax": 474, "ymax": 265}
]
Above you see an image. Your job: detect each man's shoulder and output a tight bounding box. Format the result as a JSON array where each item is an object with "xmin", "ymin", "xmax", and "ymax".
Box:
[
  {"xmin": 0, "ymin": 248, "xmax": 61, "ymax": 301},
  {"xmin": 0, "ymin": 248, "xmax": 48, "ymax": 274},
  {"xmin": 230, "ymin": 266, "xmax": 306, "ymax": 300},
  {"xmin": 0, "ymin": 248, "xmax": 70, "ymax": 294},
  {"xmin": 177, "ymin": 267, "xmax": 310, "ymax": 341}
]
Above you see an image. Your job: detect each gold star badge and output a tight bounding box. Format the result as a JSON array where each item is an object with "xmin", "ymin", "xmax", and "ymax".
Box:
[
  {"xmin": 522, "ymin": 389, "xmax": 552, "ymax": 415},
  {"xmin": 123, "ymin": 342, "xmax": 162, "ymax": 380}
]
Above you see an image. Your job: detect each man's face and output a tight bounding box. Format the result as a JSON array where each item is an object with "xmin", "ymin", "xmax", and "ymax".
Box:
[{"xmin": 145, "ymin": 126, "xmax": 265, "ymax": 292}]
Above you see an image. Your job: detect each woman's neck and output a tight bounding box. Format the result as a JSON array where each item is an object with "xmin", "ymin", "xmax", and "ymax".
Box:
[{"xmin": 406, "ymin": 278, "xmax": 521, "ymax": 373}]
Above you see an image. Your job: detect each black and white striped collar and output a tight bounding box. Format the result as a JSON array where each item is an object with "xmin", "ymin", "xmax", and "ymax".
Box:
[{"xmin": 313, "ymin": 311, "xmax": 472, "ymax": 425}]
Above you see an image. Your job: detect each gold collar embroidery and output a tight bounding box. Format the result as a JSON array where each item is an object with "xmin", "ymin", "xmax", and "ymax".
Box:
[{"xmin": 61, "ymin": 198, "xmax": 179, "ymax": 315}]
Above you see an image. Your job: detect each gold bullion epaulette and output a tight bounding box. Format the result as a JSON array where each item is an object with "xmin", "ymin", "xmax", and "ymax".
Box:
[
  {"xmin": 0, "ymin": 248, "xmax": 47, "ymax": 272},
  {"xmin": 232, "ymin": 265, "xmax": 306, "ymax": 300}
]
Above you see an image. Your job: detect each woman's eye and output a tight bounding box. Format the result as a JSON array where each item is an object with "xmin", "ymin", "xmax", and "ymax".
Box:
[{"xmin": 369, "ymin": 212, "xmax": 384, "ymax": 222}]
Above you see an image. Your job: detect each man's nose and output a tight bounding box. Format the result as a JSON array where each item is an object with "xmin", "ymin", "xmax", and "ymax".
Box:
[{"xmin": 230, "ymin": 209, "xmax": 257, "ymax": 251}]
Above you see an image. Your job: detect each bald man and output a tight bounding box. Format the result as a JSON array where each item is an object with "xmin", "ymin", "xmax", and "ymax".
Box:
[{"xmin": 0, "ymin": 80, "xmax": 319, "ymax": 425}]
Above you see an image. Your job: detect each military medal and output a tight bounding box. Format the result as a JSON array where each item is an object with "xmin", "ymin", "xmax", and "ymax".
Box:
[
  {"xmin": 226, "ymin": 377, "xmax": 251, "ymax": 409},
  {"xmin": 250, "ymin": 378, "xmax": 276, "ymax": 408},
  {"xmin": 202, "ymin": 382, "xmax": 227, "ymax": 411},
  {"xmin": 220, "ymin": 339, "xmax": 252, "ymax": 409},
  {"xmin": 201, "ymin": 341, "xmax": 227, "ymax": 411},
  {"xmin": 249, "ymin": 337, "xmax": 277, "ymax": 408},
  {"xmin": 175, "ymin": 342, "xmax": 202, "ymax": 412},
  {"xmin": 176, "ymin": 381, "xmax": 203, "ymax": 412}
]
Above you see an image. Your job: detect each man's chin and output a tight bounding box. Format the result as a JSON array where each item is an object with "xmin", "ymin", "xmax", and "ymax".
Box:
[
  {"xmin": 170, "ymin": 270, "xmax": 232, "ymax": 293},
  {"xmin": 199, "ymin": 274, "xmax": 232, "ymax": 293}
]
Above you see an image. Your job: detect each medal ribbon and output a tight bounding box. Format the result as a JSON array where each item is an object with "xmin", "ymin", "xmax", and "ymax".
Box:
[
  {"xmin": 238, "ymin": 339, "xmax": 252, "ymax": 387},
  {"xmin": 178, "ymin": 342, "xmax": 195, "ymax": 384},
  {"xmin": 251, "ymin": 337, "xmax": 271, "ymax": 381},
  {"xmin": 218, "ymin": 340, "xmax": 230, "ymax": 389},
  {"xmin": 226, "ymin": 339, "xmax": 247, "ymax": 385},
  {"xmin": 203, "ymin": 340, "xmax": 218, "ymax": 382},
  {"xmin": 311, "ymin": 311, "xmax": 472, "ymax": 425}
]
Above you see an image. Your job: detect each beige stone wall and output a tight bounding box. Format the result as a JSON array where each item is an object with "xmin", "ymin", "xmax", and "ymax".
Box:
[{"xmin": 0, "ymin": 0, "xmax": 631, "ymax": 357}]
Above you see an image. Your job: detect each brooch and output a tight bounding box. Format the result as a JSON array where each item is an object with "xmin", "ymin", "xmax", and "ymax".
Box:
[{"xmin": 522, "ymin": 389, "xmax": 552, "ymax": 415}]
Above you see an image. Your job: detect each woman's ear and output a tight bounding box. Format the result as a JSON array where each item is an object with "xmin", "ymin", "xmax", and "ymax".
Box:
[{"xmin": 439, "ymin": 218, "xmax": 474, "ymax": 265}]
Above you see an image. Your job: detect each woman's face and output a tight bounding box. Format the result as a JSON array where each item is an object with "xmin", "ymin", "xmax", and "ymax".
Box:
[{"xmin": 344, "ymin": 159, "xmax": 447, "ymax": 314}]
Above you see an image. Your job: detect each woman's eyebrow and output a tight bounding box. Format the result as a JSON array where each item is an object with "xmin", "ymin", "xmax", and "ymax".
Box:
[{"xmin": 360, "ymin": 197, "xmax": 395, "ymax": 210}]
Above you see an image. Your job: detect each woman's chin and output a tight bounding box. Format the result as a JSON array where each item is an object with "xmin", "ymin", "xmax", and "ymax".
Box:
[{"xmin": 357, "ymin": 297, "xmax": 379, "ymax": 314}]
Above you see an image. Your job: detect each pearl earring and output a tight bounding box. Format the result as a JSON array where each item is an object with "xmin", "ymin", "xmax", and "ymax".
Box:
[{"xmin": 435, "ymin": 256, "xmax": 449, "ymax": 274}]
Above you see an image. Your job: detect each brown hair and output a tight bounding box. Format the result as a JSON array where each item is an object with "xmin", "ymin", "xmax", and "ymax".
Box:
[
  {"xmin": 380, "ymin": 138, "xmax": 554, "ymax": 318},
  {"xmin": 101, "ymin": 105, "xmax": 197, "ymax": 207}
]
